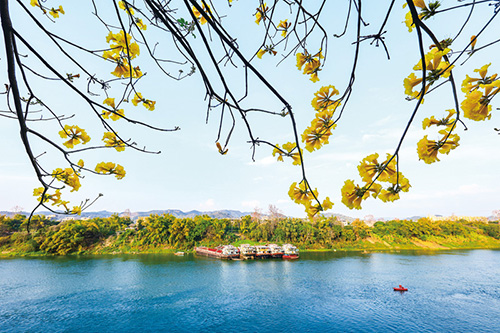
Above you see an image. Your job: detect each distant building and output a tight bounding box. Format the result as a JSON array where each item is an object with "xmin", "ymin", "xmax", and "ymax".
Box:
[{"xmin": 427, "ymin": 215, "xmax": 488, "ymax": 223}]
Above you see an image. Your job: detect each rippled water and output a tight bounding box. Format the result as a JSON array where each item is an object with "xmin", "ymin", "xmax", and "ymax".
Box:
[{"xmin": 1, "ymin": 250, "xmax": 500, "ymax": 332}]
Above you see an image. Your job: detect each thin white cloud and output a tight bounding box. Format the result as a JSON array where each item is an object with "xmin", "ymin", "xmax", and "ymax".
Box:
[
  {"xmin": 248, "ymin": 156, "xmax": 277, "ymax": 166},
  {"xmin": 199, "ymin": 199, "xmax": 215, "ymax": 210}
]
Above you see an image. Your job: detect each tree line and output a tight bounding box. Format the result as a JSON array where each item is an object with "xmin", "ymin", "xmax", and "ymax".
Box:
[{"xmin": 1, "ymin": 214, "xmax": 499, "ymax": 256}]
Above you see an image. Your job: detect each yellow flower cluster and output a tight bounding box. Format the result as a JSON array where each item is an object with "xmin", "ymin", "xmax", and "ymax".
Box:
[
  {"xmin": 417, "ymin": 130, "xmax": 460, "ymax": 164},
  {"xmin": 417, "ymin": 108, "xmax": 460, "ymax": 164},
  {"xmin": 301, "ymin": 86, "xmax": 340, "ymax": 152},
  {"xmin": 257, "ymin": 45, "xmax": 277, "ymax": 59},
  {"xmin": 103, "ymin": 31, "xmax": 142, "ymax": 78},
  {"xmin": 422, "ymin": 109, "xmax": 456, "ymax": 130},
  {"xmin": 403, "ymin": 1, "xmax": 440, "ymax": 32},
  {"xmin": 288, "ymin": 181, "xmax": 333, "ymax": 218},
  {"xmin": 118, "ymin": 1, "xmax": 147, "ymax": 30},
  {"xmin": 404, "ymin": 47, "xmax": 454, "ymax": 100},
  {"xmin": 272, "ymin": 142, "xmax": 301, "ymax": 165},
  {"xmin": 277, "ymin": 20, "xmax": 291, "ymax": 37},
  {"xmin": 52, "ymin": 168, "xmax": 82, "ymax": 192},
  {"xmin": 59, "ymin": 125, "xmax": 90, "ymax": 149},
  {"xmin": 102, "ymin": 97, "xmax": 125, "ymax": 121},
  {"xmin": 102, "ymin": 132, "xmax": 126, "ymax": 152},
  {"xmin": 296, "ymin": 50, "xmax": 323, "ymax": 82},
  {"xmin": 30, "ymin": 1, "xmax": 65, "ymax": 19},
  {"xmin": 255, "ymin": 3, "xmax": 269, "ymax": 25},
  {"xmin": 342, "ymin": 153, "xmax": 411, "ymax": 209},
  {"xmin": 461, "ymin": 64, "xmax": 499, "ymax": 121},
  {"xmin": 132, "ymin": 92, "xmax": 156, "ymax": 111},
  {"xmin": 95, "ymin": 162, "xmax": 126, "ymax": 179},
  {"xmin": 33, "ymin": 188, "xmax": 66, "ymax": 206},
  {"xmin": 192, "ymin": 3, "xmax": 211, "ymax": 25},
  {"xmin": 33, "ymin": 187, "xmax": 82, "ymax": 215}
]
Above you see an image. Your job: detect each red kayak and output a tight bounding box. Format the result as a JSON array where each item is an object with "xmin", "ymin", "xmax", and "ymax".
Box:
[{"xmin": 393, "ymin": 285, "xmax": 408, "ymax": 291}]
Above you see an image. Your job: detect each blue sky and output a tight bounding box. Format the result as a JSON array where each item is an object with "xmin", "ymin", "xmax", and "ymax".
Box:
[{"xmin": 1, "ymin": 1, "xmax": 499, "ymax": 219}]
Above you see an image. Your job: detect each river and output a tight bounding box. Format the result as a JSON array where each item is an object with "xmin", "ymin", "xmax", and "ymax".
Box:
[{"xmin": 1, "ymin": 250, "xmax": 499, "ymax": 332}]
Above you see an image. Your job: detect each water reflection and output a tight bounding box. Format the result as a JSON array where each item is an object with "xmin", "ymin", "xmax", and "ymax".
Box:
[{"xmin": 1, "ymin": 250, "xmax": 500, "ymax": 332}]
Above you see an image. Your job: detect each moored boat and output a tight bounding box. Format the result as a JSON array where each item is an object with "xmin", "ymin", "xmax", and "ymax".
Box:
[
  {"xmin": 282, "ymin": 243, "xmax": 299, "ymax": 259},
  {"xmin": 268, "ymin": 244, "xmax": 284, "ymax": 258},
  {"xmin": 195, "ymin": 245, "xmax": 240, "ymax": 259},
  {"xmin": 239, "ymin": 244, "xmax": 256, "ymax": 259},
  {"xmin": 255, "ymin": 245, "xmax": 272, "ymax": 259}
]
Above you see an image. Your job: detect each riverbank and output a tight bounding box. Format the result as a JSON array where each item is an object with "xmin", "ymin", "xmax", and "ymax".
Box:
[
  {"xmin": 1, "ymin": 213, "xmax": 499, "ymax": 257},
  {"xmin": 2, "ymin": 234, "xmax": 500, "ymax": 257}
]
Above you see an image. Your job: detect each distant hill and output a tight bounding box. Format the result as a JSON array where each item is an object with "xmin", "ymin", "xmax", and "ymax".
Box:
[{"xmin": 0, "ymin": 209, "xmax": 253, "ymax": 221}]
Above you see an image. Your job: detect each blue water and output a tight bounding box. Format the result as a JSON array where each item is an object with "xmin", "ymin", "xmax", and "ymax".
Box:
[{"xmin": 1, "ymin": 250, "xmax": 500, "ymax": 332}]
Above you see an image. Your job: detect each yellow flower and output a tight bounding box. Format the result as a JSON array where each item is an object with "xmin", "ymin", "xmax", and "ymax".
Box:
[
  {"xmin": 102, "ymin": 108, "xmax": 125, "ymax": 121},
  {"xmin": 192, "ymin": 3, "xmax": 211, "ymax": 25},
  {"xmin": 470, "ymin": 35, "xmax": 477, "ymax": 50},
  {"xmin": 341, "ymin": 180, "xmax": 381, "ymax": 210},
  {"xmin": 357, "ymin": 153, "xmax": 397, "ymax": 184},
  {"xmin": 296, "ymin": 51, "xmax": 309, "ymax": 70},
  {"xmin": 378, "ymin": 173, "xmax": 411, "ymax": 203},
  {"xmin": 413, "ymin": 0, "xmax": 427, "ymax": 9},
  {"xmin": 404, "ymin": 73, "xmax": 423, "ymax": 98},
  {"xmin": 110, "ymin": 58, "xmax": 131, "ymax": 78},
  {"xmin": 71, "ymin": 206, "xmax": 82, "ymax": 215},
  {"xmin": 403, "ymin": 11, "xmax": 414, "ymax": 33},
  {"xmin": 132, "ymin": 92, "xmax": 142, "ymax": 106},
  {"xmin": 417, "ymin": 131, "xmax": 460, "ymax": 164},
  {"xmin": 288, "ymin": 181, "xmax": 318, "ymax": 205},
  {"xmin": 422, "ymin": 109, "xmax": 456, "ymax": 129},
  {"xmin": 216, "ymin": 142, "xmax": 228, "ymax": 155},
  {"xmin": 59, "ymin": 125, "xmax": 90, "ymax": 149},
  {"xmin": 305, "ymin": 197, "xmax": 333, "ymax": 218},
  {"xmin": 272, "ymin": 142, "xmax": 301, "ymax": 165},
  {"xmin": 119, "ymin": 1, "xmax": 135, "ymax": 15},
  {"xmin": 135, "ymin": 18, "xmax": 147, "ymax": 31},
  {"xmin": 461, "ymin": 63, "xmax": 498, "ymax": 93},
  {"xmin": 102, "ymin": 97, "xmax": 124, "ymax": 120},
  {"xmin": 311, "ymin": 85, "xmax": 340, "ymax": 111},
  {"xmin": 255, "ymin": 3, "xmax": 268, "ymax": 25},
  {"xmin": 303, "ymin": 58, "xmax": 321, "ymax": 82},
  {"xmin": 132, "ymin": 92, "xmax": 155, "ymax": 110},
  {"xmin": 413, "ymin": 48, "xmax": 454, "ymax": 81},
  {"xmin": 95, "ymin": 162, "xmax": 126, "ymax": 179},
  {"xmin": 461, "ymin": 90, "xmax": 493, "ymax": 121},
  {"xmin": 310, "ymin": 109, "xmax": 337, "ymax": 131},
  {"xmin": 77, "ymin": 159, "xmax": 85, "ymax": 168},
  {"xmin": 256, "ymin": 45, "xmax": 277, "ymax": 59},
  {"xmin": 296, "ymin": 50, "xmax": 323, "ymax": 71},
  {"xmin": 102, "ymin": 132, "xmax": 126, "ymax": 152},
  {"xmin": 277, "ymin": 19, "xmax": 291, "ymax": 37},
  {"xmin": 302, "ymin": 127, "xmax": 331, "ymax": 153},
  {"xmin": 103, "ymin": 97, "xmax": 116, "ymax": 108},
  {"xmin": 48, "ymin": 6, "xmax": 65, "ymax": 19},
  {"xmin": 105, "ymin": 31, "xmax": 140, "ymax": 59},
  {"xmin": 52, "ymin": 168, "xmax": 81, "ymax": 192},
  {"xmin": 33, "ymin": 188, "xmax": 66, "ymax": 206}
]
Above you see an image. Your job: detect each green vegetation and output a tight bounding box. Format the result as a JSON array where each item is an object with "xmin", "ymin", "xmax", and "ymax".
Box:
[{"xmin": 1, "ymin": 214, "xmax": 499, "ymax": 256}]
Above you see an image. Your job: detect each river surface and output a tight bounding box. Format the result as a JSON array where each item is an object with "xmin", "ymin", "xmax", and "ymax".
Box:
[{"xmin": 1, "ymin": 250, "xmax": 500, "ymax": 332}]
